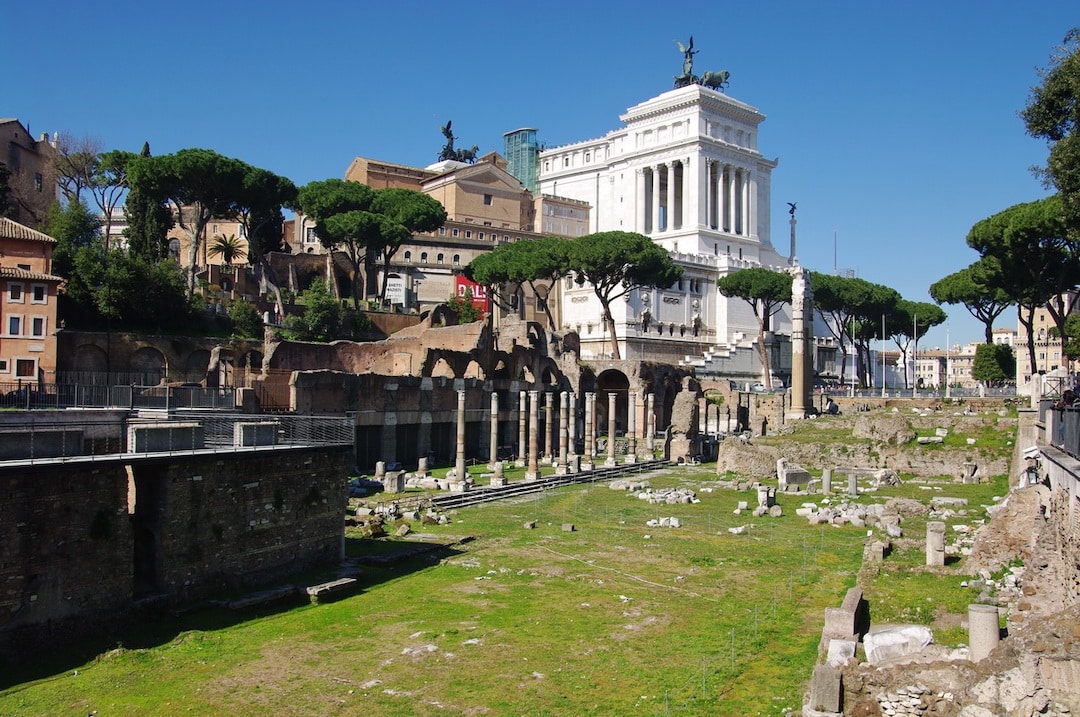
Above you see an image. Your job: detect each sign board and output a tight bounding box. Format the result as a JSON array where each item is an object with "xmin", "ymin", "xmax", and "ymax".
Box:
[
  {"xmin": 385, "ymin": 275, "xmax": 406, "ymax": 305},
  {"xmin": 455, "ymin": 276, "xmax": 490, "ymax": 313}
]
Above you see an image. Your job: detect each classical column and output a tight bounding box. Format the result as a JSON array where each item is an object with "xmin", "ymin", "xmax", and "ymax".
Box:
[
  {"xmin": 605, "ymin": 391, "xmax": 617, "ymax": 466},
  {"xmin": 626, "ymin": 391, "xmax": 638, "ymax": 463},
  {"xmin": 556, "ymin": 390, "xmax": 569, "ymax": 473},
  {"xmin": 567, "ymin": 391, "xmax": 577, "ymax": 458},
  {"xmin": 730, "ymin": 166, "xmax": 738, "ymax": 234},
  {"xmin": 645, "ymin": 393, "xmax": 655, "ymax": 454},
  {"xmin": 636, "ymin": 168, "xmax": 647, "ymax": 234},
  {"xmin": 543, "ymin": 391, "xmax": 554, "ymax": 463},
  {"xmin": 526, "ymin": 390, "xmax": 540, "ymax": 481},
  {"xmin": 517, "ymin": 390, "xmax": 527, "ymax": 467},
  {"xmin": 744, "ymin": 169, "xmax": 754, "ymax": 238},
  {"xmin": 454, "ymin": 389, "xmax": 467, "ymax": 484},
  {"xmin": 665, "ymin": 162, "xmax": 675, "ymax": 232},
  {"xmin": 584, "ymin": 391, "xmax": 595, "ymax": 470},
  {"xmin": 488, "ymin": 391, "xmax": 499, "ymax": 468},
  {"xmin": 651, "ymin": 165, "xmax": 662, "ymax": 235},
  {"xmin": 689, "ymin": 155, "xmax": 703, "ymax": 229},
  {"xmin": 968, "ymin": 605, "xmax": 1001, "ymax": 662},
  {"xmin": 788, "ymin": 265, "xmax": 812, "ymax": 418}
]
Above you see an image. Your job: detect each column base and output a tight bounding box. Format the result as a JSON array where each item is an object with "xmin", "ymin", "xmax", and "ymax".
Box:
[
  {"xmin": 554, "ymin": 465, "xmax": 568, "ymax": 476},
  {"xmin": 524, "ymin": 472, "xmax": 539, "ymax": 482},
  {"xmin": 624, "ymin": 454, "xmax": 638, "ymax": 464},
  {"xmin": 604, "ymin": 458, "xmax": 618, "ymax": 467}
]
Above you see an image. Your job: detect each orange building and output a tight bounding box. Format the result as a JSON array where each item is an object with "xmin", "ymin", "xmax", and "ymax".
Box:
[{"xmin": 0, "ymin": 218, "xmax": 63, "ymax": 384}]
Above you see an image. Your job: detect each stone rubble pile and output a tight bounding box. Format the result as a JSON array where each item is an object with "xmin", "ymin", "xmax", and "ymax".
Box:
[{"xmin": 629, "ymin": 486, "xmax": 700, "ymax": 505}]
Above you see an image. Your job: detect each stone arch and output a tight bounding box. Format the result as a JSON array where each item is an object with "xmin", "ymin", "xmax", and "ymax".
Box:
[
  {"xmin": 596, "ymin": 369, "xmax": 630, "ymax": 437},
  {"xmin": 184, "ymin": 350, "xmax": 211, "ymax": 383},
  {"xmin": 239, "ymin": 350, "xmax": 263, "ymax": 371},
  {"xmin": 464, "ymin": 360, "xmax": 484, "ymax": 380},
  {"xmin": 71, "ymin": 343, "xmax": 108, "ymax": 377},
  {"xmin": 130, "ymin": 347, "xmax": 167, "ymax": 385},
  {"xmin": 431, "ymin": 357, "xmax": 455, "ymax": 379}
]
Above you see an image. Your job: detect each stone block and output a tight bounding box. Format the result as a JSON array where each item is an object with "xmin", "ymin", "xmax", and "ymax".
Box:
[
  {"xmin": 305, "ymin": 577, "xmax": 359, "ymax": 605},
  {"xmin": 805, "ymin": 664, "xmax": 842, "ymax": 714},
  {"xmin": 233, "ymin": 421, "xmax": 278, "ymax": 447},
  {"xmin": 128, "ymin": 422, "xmax": 204, "ymax": 452}
]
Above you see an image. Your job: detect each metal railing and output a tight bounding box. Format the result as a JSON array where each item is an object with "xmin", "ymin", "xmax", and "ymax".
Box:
[
  {"xmin": 0, "ymin": 382, "xmax": 237, "ymax": 411},
  {"xmin": 0, "ymin": 413, "xmax": 353, "ymax": 464}
]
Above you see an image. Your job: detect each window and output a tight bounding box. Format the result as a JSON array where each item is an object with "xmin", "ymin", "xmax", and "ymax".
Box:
[
  {"xmin": 478, "ymin": 232, "xmax": 485, "ymax": 240},
  {"xmin": 8, "ymin": 283, "xmax": 24, "ymax": 302},
  {"xmin": 465, "ymin": 230, "xmax": 472, "ymax": 239},
  {"xmin": 439, "ymin": 227, "xmax": 446, "ymax": 236},
  {"xmin": 16, "ymin": 359, "xmax": 34, "ymax": 378},
  {"xmin": 31, "ymin": 284, "xmax": 46, "ymax": 303},
  {"xmin": 212, "ymin": 224, "xmax": 219, "ymax": 235},
  {"xmin": 0, "ymin": 359, "xmax": 7, "ymax": 372},
  {"xmin": 8, "ymin": 316, "xmax": 20, "ymax": 335},
  {"xmin": 483, "ymin": 194, "xmax": 493, "ymax": 205},
  {"xmin": 237, "ymin": 224, "xmax": 246, "ymax": 237},
  {"xmin": 452, "ymin": 228, "xmax": 459, "ymax": 237},
  {"xmin": 32, "ymin": 317, "xmax": 45, "ymax": 336},
  {"xmin": 421, "ymin": 252, "xmax": 428, "ymax": 264},
  {"xmin": 404, "ymin": 251, "xmax": 412, "ymax": 263},
  {"xmin": 34, "ymin": 173, "xmax": 42, "ymax": 191},
  {"xmin": 437, "ymin": 254, "xmax": 444, "ymax": 265},
  {"xmin": 452, "ymin": 254, "xmax": 460, "ymax": 266},
  {"xmin": 305, "ymin": 227, "xmax": 317, "ymax": 243}
]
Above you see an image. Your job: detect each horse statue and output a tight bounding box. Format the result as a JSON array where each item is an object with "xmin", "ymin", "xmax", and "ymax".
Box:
[
  {"xmin": 455, "ymin": 145, "xmax": 479, "ymax": 163},
  {"xmin": 700, "ymin": 70, "xmax": 730, "ymax": 92}
]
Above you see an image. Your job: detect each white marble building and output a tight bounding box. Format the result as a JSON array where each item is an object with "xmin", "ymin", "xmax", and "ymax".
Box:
[{"xmin": 537, "ymin": 83, "xmax": 793, "ymax": 370}]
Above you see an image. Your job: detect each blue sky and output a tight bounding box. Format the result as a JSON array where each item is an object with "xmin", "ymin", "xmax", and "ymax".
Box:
[{"xmin": 6, "ymin": 1, "xmax": 1074, "ymax": 348}]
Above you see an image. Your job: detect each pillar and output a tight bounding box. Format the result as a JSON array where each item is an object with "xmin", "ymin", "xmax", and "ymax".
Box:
[
  {"xmin": 517, "ymin": 390, "xmax": 526, "ymax": 467},
  {"xmin": 556, "ymin": 390, "xmax": 569, "ymax": 473},
  {"xmin": 606, "ymin": 391, "xmax": 618, "ymax": 466},
  {"xmin": 822, "ymin": 468, "xmax": 832, "ymax": 495},
  {"xmin": 454, "ymin": 389, "xmax": 467, "ymax": 483},
  {"xmin": 526, "ymin": 390, "xmax": 540, "ymax": 481},
  {"xmin": 728, "ymin": 166, "xmax": 737, "ymax": 234},
  {"xmin": 584, "ymin": 391, "xmax": 595, "ymax": 469},
  {"xmin": 789, "ymin": 265, "xmax": 812, "ymax": 418},
  {"xmin": 543, "ymin": 391, "xmax": 554, "ymax": 463},
  {"xmin": 626, "ymin": 391, "xmax": 638, "ymax": 463},
  {"xmin": 848, "ymin": 472, "xmax": 858, "ymax": 498},
  {"xmin": 567, "ymin": 391, "xmax": 577, "ymax": 458},
  {"xmin": 645, "ymin": 393, "xmax": 655, "ymax": 454},
  {"xmin": 651, "ymin": 165, "xmax": 661, "ymax": 235},
  {"xmin": 636, "ymin": 168, "xmax": 647, "ymax": 234},
  {"xmin": 926, "ymin": 521, "xmax": 946, "ymax": 566},
  {"xmin": 665, "ymin": 162, "xmax": 675, "ymax": 232},
  {"xmin": 968, "ymin": 604, "xmax": 1000, "ymax": 662},
  {"xmin": 488, "ymin": 391, "xmax": 499, "ymax": 468}
]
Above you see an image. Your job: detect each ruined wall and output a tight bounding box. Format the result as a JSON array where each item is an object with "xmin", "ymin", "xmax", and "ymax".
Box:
[{"xmin": 0, "ymin": 446, "xmax": 350, "ymax": 660}]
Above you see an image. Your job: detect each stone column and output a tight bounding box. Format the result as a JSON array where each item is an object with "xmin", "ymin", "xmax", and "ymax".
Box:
[
  {"xmin": 645, "ymin": 393, "xmax": 655, "ymax": 454},
  {"xmin": 636, "ymin": 168, "xmax": 647, "ymax": 234},
  {"xmin": 745, "ymin": 168, "xmax": 755, "ymax": 238},
  {"xmin": 381, "ymin": 383, "xmax": 398, "ymax": 467},
  {"xmin": 516, "ymin": 390, "xmax": 527, "ymax": 467},
  {"xmin": 605, "ymin": 391, "xmax": 617, "ymax": 466},
  {"xmin": 488, "ymin": 391, "xmax": 499, "ymax": 469},
  {"xmin": 651, "ymin": 166, "xmax": 661, "ymax": 235},
  {"xmin": 968, "ymin": 604, "xmax": 1000, "ymax": 662},
  {"xmin": 665, "ymin": 162, "xmax": 675, "ymax": 231},
  {"xmin": 689, "ymin": 155, "xmax": 702, "ymax": 229},
  {"xmin": 848, "ymin": 472, "xmax": 858, "ymax": 498},
  {"xmin": 543, "ymin": 391, "xmax": 554, "ymax": 463},
  {"xmin": 454, "ymin": 389, "xmax": 467, "ymax": 485},
  {"xmin": 626, "ymin": 391, "xmax": 638, "ymax": 463},
  {"xmin": 584, "ymin": 391, "xmax": 595, "ymax": 470},
  {"xmin": 728, "ymin": 167, "xmax": 738, "ymax": 234},
  {"xmin": 926, "ymin": 521, "xmax": 946, "ymax": 566},
  {"xmin": 567, "ymin": 391, "xmax": 577, "ymax": 458},
  {"xmin": 821, "ymin": 468, "xmax": 832, "ymax": 495},
  {"xmin": 788, "ymin": 265, "xmax": 812, "ymax": 418},
  {"xmin": 526, "ymin": 389, "xmax": 540, "ymax": 481},
  {"xmin": 556, "ymin": 390, "xmax": 569, "ymax": 474}
]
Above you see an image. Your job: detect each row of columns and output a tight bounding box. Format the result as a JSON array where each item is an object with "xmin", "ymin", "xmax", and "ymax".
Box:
[
  {"xmin": 462, "ymin": 389, "xmax": 659, "ymax": 481},
  {"xmin": 637, "ymin": 159, "xmax": 754, "ymax": 237}
]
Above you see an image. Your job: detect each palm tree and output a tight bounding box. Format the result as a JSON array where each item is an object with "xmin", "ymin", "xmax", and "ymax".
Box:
[{"xmin": 207, "ymin": 234, "xmax": 246, "ymax": 265}]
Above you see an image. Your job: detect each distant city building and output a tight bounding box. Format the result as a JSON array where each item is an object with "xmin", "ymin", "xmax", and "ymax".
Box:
[
  {"xmin": 0, "ymin": 119, "xmax": 58, "ymax": 229},
  {"xmin": 1014, "ymin": 292, "xmax": 1079, "ymax": 382},
  {"xmin": 537, "ymin": 82, "xmax": 791, "ymax": 368},
  {"xmin": 0, "ymin": 217, "xmax": 63, "ymax": 384}
]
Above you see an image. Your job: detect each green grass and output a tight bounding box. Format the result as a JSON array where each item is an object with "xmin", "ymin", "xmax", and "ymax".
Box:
[{"xmin": 0, "ymin": 410, "xmax": 1018, "ymax": 716}]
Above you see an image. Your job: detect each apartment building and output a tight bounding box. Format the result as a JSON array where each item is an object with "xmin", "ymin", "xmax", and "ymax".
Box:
[{"xmin": 0, "ymin": 218, "xmax": 63, "ymax": 384}]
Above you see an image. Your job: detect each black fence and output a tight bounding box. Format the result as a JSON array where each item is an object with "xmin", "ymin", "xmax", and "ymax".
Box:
[{"xmin": 0, "ymin": 382, "xmax": 236, "ymax": 411}]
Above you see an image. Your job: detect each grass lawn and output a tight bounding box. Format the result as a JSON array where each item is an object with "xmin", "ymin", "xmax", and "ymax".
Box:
[{"xmin": 0, "ymin": 437, "xmax": 1011, "ymax": 716}]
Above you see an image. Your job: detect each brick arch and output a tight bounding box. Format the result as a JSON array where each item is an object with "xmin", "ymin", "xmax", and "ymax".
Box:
[{"xmin": 130, "ymin": 347, "xmax": 167, "ymax": 385}]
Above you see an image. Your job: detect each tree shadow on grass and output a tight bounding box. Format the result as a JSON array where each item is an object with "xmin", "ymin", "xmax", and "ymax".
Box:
[{"xmin": 0, "ymin": 537, "xmax": 466, "ymax": 692}]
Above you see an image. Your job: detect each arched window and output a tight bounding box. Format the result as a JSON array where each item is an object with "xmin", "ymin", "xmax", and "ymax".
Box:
[
  {"xmin": 404, "ymin": 251, "xmax": 412, "ymax": 263},
  {"xmin": 437, "ymin": 253, "xmax": 444, "ymax": 265},
  {"xmin": 421, "ymin": 252, "xmax": 428, "ymax": 264}
]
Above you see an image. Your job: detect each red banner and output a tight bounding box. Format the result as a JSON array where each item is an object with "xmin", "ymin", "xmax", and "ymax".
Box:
[{"xmin": 455, "ymin": 276, "xmax": 490, "ymax": 313}]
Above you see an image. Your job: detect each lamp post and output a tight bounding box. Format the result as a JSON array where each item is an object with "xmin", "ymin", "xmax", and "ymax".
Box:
[{"xmin": 945, "ymin": 322, "xmax": 952, "ymax": 399}]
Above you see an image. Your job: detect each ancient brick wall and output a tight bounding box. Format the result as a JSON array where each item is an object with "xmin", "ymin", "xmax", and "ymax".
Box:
[{"xmin": 0, "ymin": 445, "xmax": 350, "ymax": 660}]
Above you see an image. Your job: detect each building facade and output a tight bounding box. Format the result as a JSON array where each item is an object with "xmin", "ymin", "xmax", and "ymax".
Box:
[
  {"xmin": 0, "ymin": 218, "xmax": 63, "ymax": 384},
  {"xmin": 1, "ymin": 119, "xmax": 58, "ymax": 229},
  {"xmin": 536, "ymin": 82, "xmax": 791, "ymax": 366}
]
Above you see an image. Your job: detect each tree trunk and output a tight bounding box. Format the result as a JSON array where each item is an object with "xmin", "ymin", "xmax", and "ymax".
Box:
[
  {"xmin": 603, "ymin": 303, "xmax": 621, "ymax": 360},
  {"xmin": 1019, "ymin": 304, "xmax": 1038, "ymax": 379},
  {"xmin": 756, "ymin": 317, "xmax": 771, "ymax": 389}
]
